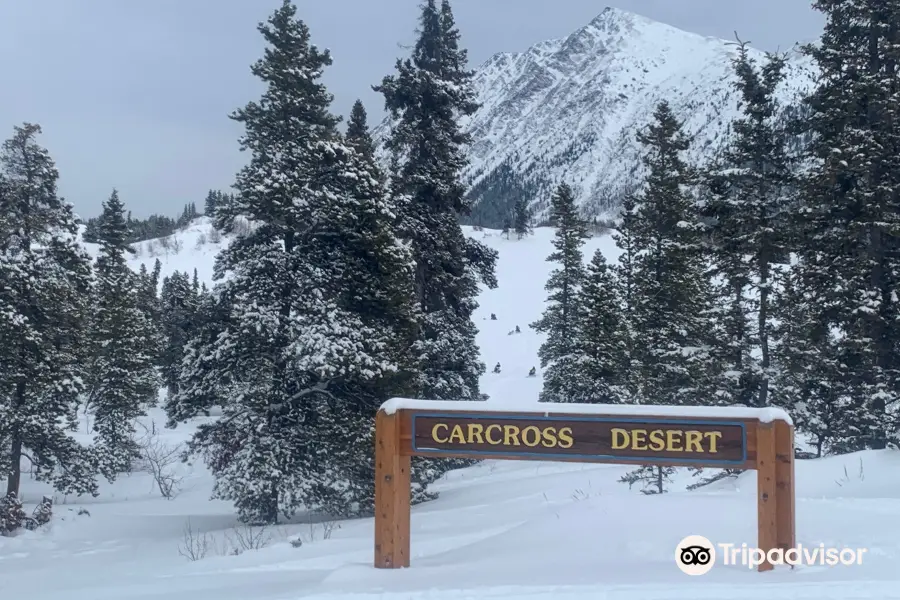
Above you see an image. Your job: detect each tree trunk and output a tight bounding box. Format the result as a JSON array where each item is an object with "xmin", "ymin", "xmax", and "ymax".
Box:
[
  {"xmin": 6, "ymin": 434, "xmax": 22, "ymax": 498},
  {"xmin": 758, "ymin": 252, "xmax": 770, "ymax": 408}
]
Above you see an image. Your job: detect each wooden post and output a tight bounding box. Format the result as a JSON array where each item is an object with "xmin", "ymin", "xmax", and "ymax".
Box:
[
  {"xmin": 756, "ymin": 421, "xmax": 778, "ymax": 572},
  {"xmin": 774, "ymin": 420, "xmax": 796, "ymax": 553},
  {"xmin": 374, "ymin": 409, "xmax": 410, "ymax": 568}
]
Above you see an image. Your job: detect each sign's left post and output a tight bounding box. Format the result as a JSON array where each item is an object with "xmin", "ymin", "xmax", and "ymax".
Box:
[{"xmin": 374, "ymin": 409, "xmax": 411, "ymax": 568}]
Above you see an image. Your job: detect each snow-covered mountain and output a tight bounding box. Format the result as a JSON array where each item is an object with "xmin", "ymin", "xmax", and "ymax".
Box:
[{"xmin": 376, "ymin": 7, "xmax": 818, "ymax": 226}]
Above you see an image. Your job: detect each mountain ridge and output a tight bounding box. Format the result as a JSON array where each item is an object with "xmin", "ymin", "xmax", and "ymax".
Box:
[{"xmin": 374, "ymin": 6, "xmax": 818, "ymax": 227}]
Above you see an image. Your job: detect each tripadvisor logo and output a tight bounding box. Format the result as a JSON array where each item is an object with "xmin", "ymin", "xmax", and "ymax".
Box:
[
  {"xmin": 675, "ymin": 535, "xmax": 716, "ymax": 575},
  {"xmin": 675, "ymin": 535, "xmax": 868, "ymax": 573}
]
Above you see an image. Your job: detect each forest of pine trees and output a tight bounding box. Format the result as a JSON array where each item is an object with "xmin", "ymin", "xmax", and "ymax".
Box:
[
  {"xmin": 1, "ymin": 0, "xmax": 899, "ymax": 527},
  {"xmin": 532, "ymin": 2, "xmax": 900, "ymax": 493}
]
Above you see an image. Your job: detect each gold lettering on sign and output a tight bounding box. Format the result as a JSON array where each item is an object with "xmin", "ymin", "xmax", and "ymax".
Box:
[
  {"xmin": 557, "ymin": 427, "xmax": 574, "ymax": 448},
  {"xmin": 449, "ymin": 425, "xmax": 465, "ymax": 444},
  {"xmin": 432, "ymin": 423, "xmax": 449, "ymax": 443},
  {"xmin": 485, "ymin": 424, "xmax": 502, "ymax": 444},
  {"xmin": 427, "ymin": 422, "xmax": 576, "ymax": 449},
  {"xmin": 608, "ymin": 427, "xmax": 726, "ymax": 454}
]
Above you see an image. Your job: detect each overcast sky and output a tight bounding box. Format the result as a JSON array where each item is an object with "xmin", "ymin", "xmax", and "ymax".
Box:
[{"xmin": 0, "ymin": 0, "xmax": 825, "ymax": 219}]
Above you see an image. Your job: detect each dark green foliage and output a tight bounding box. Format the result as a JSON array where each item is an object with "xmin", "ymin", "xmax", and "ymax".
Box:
[
  {"xmin": 615, "ymin": 103, "xmax": 720, "ymax": 492},
  {"xmin": 462, "ymin": 162, "xmax": 545, "ymax": 229},
  {"xmin": 376, "ymin": 0, "xmax": 497, "ymax": 401},
  {"xmin": 168, "ymin": 1, "xmax": 421, "ymax": 523},
  {"xmin": 0, "ymin": 492, "xmax": 26, "ymax": 535},
  {"xmin": 159, "ymin": 271, "xmax": 199, "ymax": 397},
  {"xmin": 530, "ymin": 182, "xmax": 590, "ymax": 403},
  {"xmin": 204, "ymin": 190, "xmax": 232, "ymax": 218},
  {"xmin": 612, "ymin": 192, "xmax": 640, "ymax": 402},
  {"xmin": 376, "ymin": 0, "xmax": 497, "ymax": 482},
  {"xmin": 513, "ymin": 197, "xmax": 533, "ymax": 239},
  {"xmin": 785, "ymin": 0, "xmax": 900, "ymax": 451},
  {"xmin": 0, "ymin": 123, "xmax": 97, "ymax": 498},
  {"xmin": 701, "ymin": 40, "xmax": 795, "ymax": 410},
  {"xmin": 627, "ymin": 102, "xmax": 719, "ymax": 407},
  {"xmin": 83, "ymin": 213, "xmax": 180, "ymax": 245},
  {"xmin": 567, "ymin": 250, "xmax": 627, "ymax": 403},
  {"xmin": 84, "ymin": 189, "xmax": 160, "ymax": 480}
]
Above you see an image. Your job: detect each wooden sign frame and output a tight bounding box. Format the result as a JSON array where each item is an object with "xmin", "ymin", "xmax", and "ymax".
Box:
[{"xmin": 374, "ymin": 399, "xmax": 795, "ymax": 572}]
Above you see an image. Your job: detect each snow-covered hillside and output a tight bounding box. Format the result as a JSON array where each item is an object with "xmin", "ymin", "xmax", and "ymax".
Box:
[
  {"xmin": 376, "ymin": 7, "xmax": 818, "ymax": 226},
  {"xmin": 2, "ymin": 221, "xmax": 898, "ymax": 599}
]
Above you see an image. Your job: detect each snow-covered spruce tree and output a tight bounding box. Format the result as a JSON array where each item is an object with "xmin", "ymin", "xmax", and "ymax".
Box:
[
  {"xmin": 612, "ymin": 192, "xmax": 640, "ymax": 402},
  {"xmin": 567, "ymin": 250, "xmax": 627, "ymax": 403},
  {"xmin": 787, "ymin": 0, "xmax": 900, "ymax": 451},
  {"xmin": 134, "ymin": 257, "xmax": 163, "ymax": 337},
  {"xmin": 0, "ymin": 123, "xmax": 97, "ymax": 500},
  {"xmin": 530, "ymin": 182, "xmax": 591, "ymax": 403},
  {"xmin": 701, "ymin": 40, "xmax": 795, "ymax": 409},
  {"xmin": 513, "ymin": 197, "xmax": 533, "ymax": 239},
  {"xmin": 168, "ymin": 1, "xmax": 419, "ymax": 523},
  {"xmin": 84, "ymin": 189, "xmax": 159, "ymax": 480},
  {"xmin": 159, "ymin": 271, "xmax": 197, "ymax": 397},
  {"xmin": 376, "ymin": 0, "xmax": 498, "ymax": 479},
  {"xmin": 308, "ymin": 98, "xmax": 420, "ymax": 515},
  {"xmin": 376, "ymin": 0, "xmax": 497, "ymax": 403},
  {"xmin": 771, "ymin": 268, "xmax": 852, "ymax": 456},
  {"xmin": 618, "ymin": 103, "xmax": 719, "ymax": 494}
]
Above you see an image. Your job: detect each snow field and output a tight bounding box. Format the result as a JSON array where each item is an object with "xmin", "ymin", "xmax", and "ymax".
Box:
[{"xmin": 2, "ymin": 223, "xmax": 899, "ymax": 599}]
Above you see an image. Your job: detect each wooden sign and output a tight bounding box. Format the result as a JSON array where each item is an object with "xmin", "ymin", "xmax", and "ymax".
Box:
[
  {"xmin": 373, "ymin": 399, "xmax": 795, "ymax": 573},
  {"xmin": 411, "ymin": 413, "xmax": 747, "ymax": 466}
]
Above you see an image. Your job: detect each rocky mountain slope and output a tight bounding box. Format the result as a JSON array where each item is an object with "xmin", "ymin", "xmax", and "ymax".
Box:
[{"xmin": 375, "ymin": 7, "xmax": 818, "ymax": 227}]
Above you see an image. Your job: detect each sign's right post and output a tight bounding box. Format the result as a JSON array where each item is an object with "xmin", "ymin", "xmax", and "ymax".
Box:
[
  {"xmin": 756, "ymin": 419, "xmax": 796, "ymax": 572},
  {"xmin": 775, "ymin": 420, "xmax": 796, "ymax": 557}
]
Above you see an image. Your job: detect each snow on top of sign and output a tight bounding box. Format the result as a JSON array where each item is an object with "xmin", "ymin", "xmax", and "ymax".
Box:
[{"xmin": 379, "ymin": 398, "xmax": 792, "ymax": 425}]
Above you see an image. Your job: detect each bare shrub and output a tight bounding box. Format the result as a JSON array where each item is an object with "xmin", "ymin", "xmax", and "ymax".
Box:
[
  {"xmin": 178, "ymin": 519, "xmax": 210, "ymax": 561},
  {"xmin": 171, "ymin": 238, "xmax": 183, "ymax": 253},
  {"xmin": 835, "ymin": 458, "xmax": 865, "ymax": 487},
  {"xmin": 135, "ymin": 421, "xmax": 184, "ymax": 499},
  {"xmin": 320, "ymin": 519, "xmax": 338, "ymax": 540},
  {"xmin": 303, "ymin": 514, "xmax": 340, "ymax": 543},
  {"xmin": 195, "ymin": 233, "xmax": 207, "ymax": 249},
  {"xmin": 208, "ymin": 227, "xmax": 222, "ymax": 244},
  {"xmin": 225, "ymin": 524, "xmax": 272, "ymax": 555}
]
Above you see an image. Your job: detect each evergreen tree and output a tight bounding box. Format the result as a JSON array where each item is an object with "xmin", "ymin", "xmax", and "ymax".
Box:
[
  {"xmin": 568, "ymin": 250, "xmax": 627, "ymax": 403},
  {"xmin": 85, "ymin": 189, "xmax": 160, "ymax": 480},
  {"xmin": 771, "ymin": 268, "xmax": 851, "ymax": 456},
  {"xmin": 0, "ymin": 124, "xmax": 97, "ymax": 499},
  {"xmin": 787, "ymin": 0, "xmax": 900, "ymax": 450},
  {"xmin": 159, "ymin": 271, "xmax": 197, "ymax": 397},
  {"xmin": 204, "ymin": 190, "xmax": 223, "ymax": 217},
  {"xmin": 513, "ymin": 198, "xmax": 532, "ymax": 239},
  {"xmin": 530, "ymin": 182, "xmax": 590, "ymax": 403},
  {"xmin": 376, "ymin": 0, "xmax": 497, "ymax": 484},
  {"xmin": 702, "ymin": 40, "xmax": 795, "ymax": 408},
  {"xmin": 618, "ymin": 103, "xmax": 718, "ymax": 492},
  {"xmin": 312, "ymin": 99, "xmax": 420, "ymax": 514},
  {"xmin": 629, "ymin": 102, "xmax": 718, "ymax": 406},
  {"xmin": 376, "ymin": 0, "xmax": 497, "ymax": 406},
  {"xmin": 168, "ymin": 1, "xmax": 420, "ymax": 523},
  {"xmin": 612, "ymin": 193, "xmax": 640, "ymax": 402}
]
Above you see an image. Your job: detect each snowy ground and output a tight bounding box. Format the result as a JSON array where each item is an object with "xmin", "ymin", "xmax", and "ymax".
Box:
[{"xmin": 3, "ymin": 221, "xmax": 900, "ymax": 599}]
